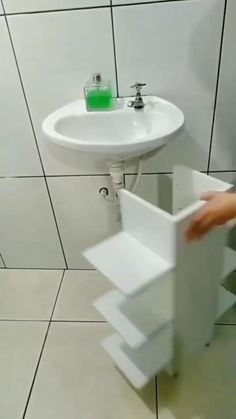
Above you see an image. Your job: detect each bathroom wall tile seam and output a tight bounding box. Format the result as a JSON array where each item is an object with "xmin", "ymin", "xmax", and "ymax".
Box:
[
  {"xmin": 155, "ymin": 376, "xmax": 159, "ymax": 419},
  {"xmin": 2, "ymin": 170, "xmax": 236, "ymax": 180},
  {"xmin": 207, "ymin": 0, "xmax": 228, "ymax": 174},
  {"xmin": 0, "ymin": 1, "xmax": 195, "ymax": 16},
  {"xmin": 3, "ymin": 12, "xmax": 69, "ymax": 269},
  {"xmin": 110, "ymin": 1, "xmax": 120, "ymax": 97}
]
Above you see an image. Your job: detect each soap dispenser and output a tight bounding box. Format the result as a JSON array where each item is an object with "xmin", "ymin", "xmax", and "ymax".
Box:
[{"xmin": 84, "ymin": 73, "xmax": 113, "ymax": 111}]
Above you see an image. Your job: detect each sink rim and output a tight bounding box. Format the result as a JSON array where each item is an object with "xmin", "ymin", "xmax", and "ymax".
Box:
[{"xmin": 42, "ymin": 96, "xmax": 184, "ymax": 156}]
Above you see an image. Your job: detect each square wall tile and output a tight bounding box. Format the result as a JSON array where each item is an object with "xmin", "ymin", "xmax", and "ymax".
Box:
[
  {"xmin": 3, "ymin": 0, "xmax": 109, "ymax": 13},
  {"xmin": 158, "ymin": 326, "xmax": 236, "ymax": 419},
  {"xmin": 8, "ymin": 8, "xmax": 116, "ymax": 175},
  {"xmin": 53, "ymin": 270, "xmax": 112, "ymax": 321},
  {"xmin": 47, "ymin": 176, "xmax": 121, "ymax": 268},
  {"xmin": 0, "ymin": 269, "xmax": 63, "ymax": 320},
  {"xmin": 25, "ymin": 323, "xmax": 156, "ymax": 419},
  {"xmin": 114, "ymin": 0, "xmax": 224, "ymax": 172},
  {"xmin": 0, "ymin": 321, "xmax": 47, "ymax": 419},
  {"xmin": 0, "ymin": 3, "xmax": 3, "ymax": 13},
  {"xmin": 0, "ymin": 178, "xmax": 66, "ymax": 268},
  {"xmin": 0, "ymin": 17, "xmax": 42, "ymax": 176},
  {"xmin": 210, "ymin": 0, "xmax": 236, "ymax": 171}
]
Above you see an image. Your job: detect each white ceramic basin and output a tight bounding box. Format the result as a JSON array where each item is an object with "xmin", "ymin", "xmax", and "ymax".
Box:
[{"xmin": 43, "ymin": 96, "xmax": 184, "ymax": 160}]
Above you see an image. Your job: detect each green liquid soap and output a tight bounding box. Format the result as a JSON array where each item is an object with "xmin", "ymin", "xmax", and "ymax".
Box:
[{"xmin": 86, "ymin": 89, "xmax": 113, "ymax": 111}]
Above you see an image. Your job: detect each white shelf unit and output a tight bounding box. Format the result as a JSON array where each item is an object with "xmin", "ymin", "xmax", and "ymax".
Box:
[{"xmin": 84, "ymin": 166, "xmax": 236, "ymax": 389}]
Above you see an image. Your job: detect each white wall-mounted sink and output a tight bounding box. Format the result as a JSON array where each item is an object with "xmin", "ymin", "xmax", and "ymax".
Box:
[{"xmin": 43, "ymin": 96, "xmax": 184, "ymax": 161}]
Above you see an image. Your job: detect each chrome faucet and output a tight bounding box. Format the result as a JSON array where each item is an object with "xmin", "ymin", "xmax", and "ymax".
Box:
[{"xmin": 128, "ymin": 82, "xmax": 147, "ymax": 110}]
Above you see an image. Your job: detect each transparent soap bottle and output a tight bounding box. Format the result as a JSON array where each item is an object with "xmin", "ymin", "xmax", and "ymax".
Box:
[{"xmin": 84, "ymin": 73, "xmax": 113, "ymax": 111}]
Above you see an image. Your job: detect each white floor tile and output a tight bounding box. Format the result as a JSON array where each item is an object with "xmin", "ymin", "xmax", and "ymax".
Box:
[
  {"xmin": 53, "ymin": 270, "xmax": 112, "ymax": 321},
  {"xmin": 0, "ymin": 269, "xmax": 62, "ymax": 320},
  {"xmin": 25, "ymin": 323, "xmax": 156, "ymax": 419},
  {"xmin": 159, "ymin": 325, "xmax": 236, "ymax": 419},
  {"xmin": 0, "ymin": 321, "xmax": 47, "ymax": 419}
]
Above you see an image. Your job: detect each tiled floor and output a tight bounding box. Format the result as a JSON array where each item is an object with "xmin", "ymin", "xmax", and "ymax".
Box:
[{"xmin": 0, "ymin": 268, "xmax": 235, "ymax": 419}]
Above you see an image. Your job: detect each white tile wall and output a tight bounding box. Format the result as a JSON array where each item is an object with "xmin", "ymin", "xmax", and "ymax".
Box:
[
  {"xmin": 114, "ymin": 0, "xmax": 224, "ymax": 172},
  {"xmin": 0, "ymin": 17, "xmax": 42, "ymax": 176},
  {"xmin": 3, "ymin": 0, "xmax": 109, "ymax": 13},
  {"xmin": 0, "ymin": 178, "xmax": 66, "ymax": 268},
  {"xmin": 0, "ymin": 0, "xmax": 233, "ymax": 269},
  {"xmin": 0, "ymin": 3, "xmax": 3, "ymax": 13},
  {"xmin": 8, "ymin": 8, "xmax": 116, "ymax": 175},
  {"xmin": 210, "ymin": 0, "xmax": 236, "ymax": 171},
  {"xmin": 47, "ymin": 176, "xmax": 121, "ymax": 268}
]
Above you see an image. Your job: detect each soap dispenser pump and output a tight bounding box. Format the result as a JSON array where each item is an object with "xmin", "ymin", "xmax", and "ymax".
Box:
[{"xmin": 84, "ymin": 73, "xmax": 113, "ymax": 111}]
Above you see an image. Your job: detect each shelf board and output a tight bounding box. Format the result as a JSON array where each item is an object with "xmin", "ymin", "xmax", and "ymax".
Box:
[
  {"xmin": 103, "ymin": 324, "xmax": 173, "ymax": 389},
  {"xmin": 84, "ymin": 231, "xmax": 172, "ymax": 296}
]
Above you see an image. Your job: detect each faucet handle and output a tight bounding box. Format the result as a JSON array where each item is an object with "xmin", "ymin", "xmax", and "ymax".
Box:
[{"xmin": 130, "ymin": 82, "xmax": 147, "ymax": 91}]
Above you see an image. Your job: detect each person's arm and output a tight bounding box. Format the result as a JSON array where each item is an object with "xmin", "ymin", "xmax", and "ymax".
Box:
[{"xmin": 186, "ymin": 191, "xmax": 236, "ymax": 241}]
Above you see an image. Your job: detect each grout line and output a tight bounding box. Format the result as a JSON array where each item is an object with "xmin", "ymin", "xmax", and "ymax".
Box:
[
  {"xmin": 3, "ymin": 14, "xmax": 69, "ymax": 269},
  {"xmin": 216, "ymin": 322, "xmax": 236, "ymax": 326},
  {"xmin": 0, "ymin": 319, "xmax": 106, "ymax": 323},
  {"xmin": 51, "ymin": 319, "xmax": 107, "ymax": 323},
  {"xmin": 1, "ymin": 0, "xmax": 189, "ymax": 16},
  {"xmin": 0, "ymin": 253, "xmax": 6, "ymax": 268},
  {"xmin": 44, "ymin": 177, "xmax": 69, "ymax": 269},
  {"xmin": 21, "ymin": 270, "xmax": 65, "ymax": 419},
  {"xmin": 155, "ymin": 375, "xmax": 159, "ymax": 419},
  {"xmin": 207, "ymin": 0, "xmax": 228, "ymax": 174},
  {"xmin": 4, "ymin": 5, "xmax": 110, "ymax": 16},
  {"xmin": 0, "ymin": 173, "xmax": 110, "ymax": 179},
  {"xmin": 3, "ymin": 170, "xmax": 236, "ymax": 179},
  {"xmin": 0, "ymin": 319, "xmax": 49, "ymax": 323},
  {"xmin": 111, "ymin": 0, "xmax": 189, "ymax": 7},
  {"xmin": 110, "ymin": 4, "xmax": 119, "ymax": 97},
  {"xmin": 0, "ymin": 267, "xmax": 95, "ymax": 271}
]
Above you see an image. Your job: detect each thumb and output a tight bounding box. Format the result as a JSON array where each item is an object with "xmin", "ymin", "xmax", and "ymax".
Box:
[{"xmin": 200, "ymin": 191, "xmax": 219, "ymax": 201}]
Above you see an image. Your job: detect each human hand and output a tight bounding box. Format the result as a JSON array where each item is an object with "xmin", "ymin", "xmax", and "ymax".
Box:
[{"xmin": 186, "ymin": 192, "xmax": 236, "ymax": 241}]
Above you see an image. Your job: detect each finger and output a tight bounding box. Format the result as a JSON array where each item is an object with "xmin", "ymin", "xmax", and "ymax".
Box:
[
  {"xmin": 185, "ymin": 211, "xmax": 211, "ymax": 241},
  {"xmin": 200, "ymin": 191, "xmax": 219, "ymax": 201},
  {"xmin": 195, "ymin": 218, "xmax": 214, "ymax": 238}
]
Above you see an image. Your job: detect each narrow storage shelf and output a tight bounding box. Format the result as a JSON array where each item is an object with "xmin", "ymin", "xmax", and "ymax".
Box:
[
  {"xmin": 103, "ymin": 323, "xmax": 173, "ymax": 389},
  {"xmin": 95, "ymin": 271, "xmax": 174, "ymax": 348},
  {"xmin": 84, "ymin": 231, "xmax": 173, "ymax": 296}
]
